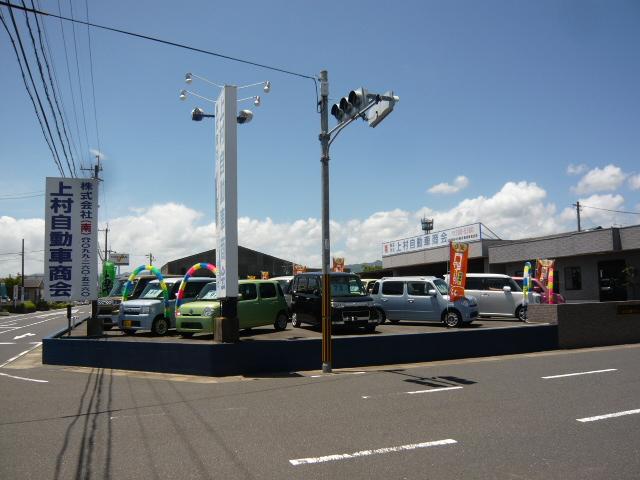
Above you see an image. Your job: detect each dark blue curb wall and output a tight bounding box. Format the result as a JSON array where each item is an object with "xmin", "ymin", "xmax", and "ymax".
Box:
[{"xmin": 43, "ymin": 325, "xmax": 558, "ymax": 377}]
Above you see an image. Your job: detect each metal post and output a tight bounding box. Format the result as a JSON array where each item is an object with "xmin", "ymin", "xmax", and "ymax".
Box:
[
  {"xmin": 576, "ymin": 201, "xmax": 581, "ymax": 232},
  {"xmin": 21, "ymin": 238, "xmax": 24, "ymax": 302},
  {"xmin": 67, "ymin": 304, "xmax": 71, "ymax": 336},
  {"xmin": 319, "ymin": 70, "xmax": 332, "ymax": 373}
]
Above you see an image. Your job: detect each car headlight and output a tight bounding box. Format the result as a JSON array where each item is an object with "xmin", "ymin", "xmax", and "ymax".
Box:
[
  {"xmin": 202, "ymin": 307, "xmax": 214, "ymax": 317},
  {"xmin": 140, "ymin": 306, "xmax": 150, "ymax": 314},
  {"xmin": 331, "ymin": 301, "xmax": 344, "ymax": 308}
]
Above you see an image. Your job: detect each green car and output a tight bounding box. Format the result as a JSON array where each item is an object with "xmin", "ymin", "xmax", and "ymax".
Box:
[{"xmin": 176, "ymin": 279, "xmax": 289, "ymax": 337}]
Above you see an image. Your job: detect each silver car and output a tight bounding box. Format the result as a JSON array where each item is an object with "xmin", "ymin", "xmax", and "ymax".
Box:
[{"xmin": 370, "ymin": 276, "xmax": 478, "ymax": 328}]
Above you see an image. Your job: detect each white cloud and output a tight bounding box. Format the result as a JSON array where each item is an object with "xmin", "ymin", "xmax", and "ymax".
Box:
[
  {"xmin": 427, "ymin": 175, "xmax": 469, "ymax": 194},
  {"xmin": 560, "ymin": 193, "xmax": 627, "ymax": 229},
  {"xmin": 572, "ymin": 164, "xmax": 626, "ymax": 195},
  {"xmin": 5, "ymin": 179, "xmax": 636, "ymax": 277},
  {"xmin": 628, "ymin": 174, "xmax": 640, "ymax": 190},
  {"xmin": 89, "ymin": 149, "xmax": 107, "ymax": 161},
  {"xmin": 566, "ymin": 163, "xmax": 588, "ymax": 175}
]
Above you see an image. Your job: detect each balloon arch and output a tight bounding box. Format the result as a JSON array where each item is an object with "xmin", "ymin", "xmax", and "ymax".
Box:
[
  {"xmin": 175, "ymin": 263, "xmax": 218, "ymax": 311},
  {"xmin": 122, "ymin": 264, "xmax": 170, "ymax": 318}
]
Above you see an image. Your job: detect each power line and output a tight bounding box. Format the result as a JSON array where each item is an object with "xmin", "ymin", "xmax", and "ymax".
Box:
[
  {"xmin": 68, "ymin": 0, "xmax": 91, "ymax": 166},
  {"xmin": 31, "ymin": 0, "xmax": 78, "ymax": 177},
  {"xmin": 84, "ymin": 0, "xmax": 101, "ymax": 155},
  {"xmin": 20, "ymin": 0, "xmax": 75, "ymax": 177},
  {"xmin": 580, "ymin": 204, "xmax": 640, "ymax": 215},
  {"xmin": 0, "ymin": 8, "xmax": 64, "ymax": 175},
  {"xmin": 0, "ymin": 0, "xmax": 319, "ymax": 108},
  {"xmin": 55, "ymin": 0, "xmax": 85, "ymax": 171},
  {"xmin": 0, "ymin": 192, "xmax": 45, "ymax": 200}
]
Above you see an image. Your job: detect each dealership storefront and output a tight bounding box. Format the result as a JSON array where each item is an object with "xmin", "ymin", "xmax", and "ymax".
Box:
[{"xmin": 382, "ymin": 223, "xmax": 640, "ymax": 302}]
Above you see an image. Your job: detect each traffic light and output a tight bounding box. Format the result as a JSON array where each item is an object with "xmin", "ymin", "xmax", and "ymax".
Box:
[
  {"xmin": 331, "ymin": 87, "xmax": 370, "ymax": 123},
  {"xmin": 367, "ymin": 90, "xmax": 397, "ymax": 128}
]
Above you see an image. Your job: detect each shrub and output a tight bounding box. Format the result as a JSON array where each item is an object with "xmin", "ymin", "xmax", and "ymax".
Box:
[
  {"xmin": 22, "ymin": 301, "xmax": 36, "ymax": 313},
  {"xmin": 36, "ymin": 299, "xmax": 50, "ymax": 311}
]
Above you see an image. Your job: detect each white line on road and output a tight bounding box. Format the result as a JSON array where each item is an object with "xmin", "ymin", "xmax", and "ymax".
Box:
[
  {"xmin": 0, "ymin": 372, "xmax": 48, "ymax": 383},
  {"xmin": 0, "ymin": 342, "xmax": 16, "ymax": 345},
  {"xmin": 542, "ymin": 369, "xmax": 617, "ymax": 379},
  {"xmin": 310, "ymin": 371, "xmax": 366, "ymax": 378},
  {"xmin": 0, "ymin": 316, "xmax": 71, "ymax": 336},
  {"xmin": 13, "ymin": 333, "xmax": 36, "ymax": 340},
  {"xmin": 362, "ymin": 386, "xmax": 463, "ymax": 399},
  {"xmin": 110, "ymin": 413, "xmax": 166, "ymax": 420},
  {"xmin": 289, "ymin": 439, "xmax": 457, "ymax": 466},
  {"xmin": 0, "ymin": 342, "xmax": 42, "ymax": 368},
  {"xmin": 577, "ymin": 409, "xmax": 640, "ymax": 423}
]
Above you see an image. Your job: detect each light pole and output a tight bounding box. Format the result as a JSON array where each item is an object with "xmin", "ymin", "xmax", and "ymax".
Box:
[
  {"xmin": 319, "ymin": 71, "xmax": 399, "ymax": 373},
  {"xmin": 180, "ymin": 74, "xmax": 269, "ymax": 335}
]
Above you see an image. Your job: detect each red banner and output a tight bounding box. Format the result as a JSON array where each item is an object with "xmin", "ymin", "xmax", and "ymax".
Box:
[{"xmin": 449, "ymin": 242, "xmax": 469, "ymax": 302}]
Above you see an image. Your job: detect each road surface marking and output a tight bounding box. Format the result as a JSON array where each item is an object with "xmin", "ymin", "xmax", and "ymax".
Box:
[
  {"xmin": 0, "ymin": 316, "xmax": 74, "ymax": 336},
  {"xmin": 310, "ymin": 371, "xmax": 366, "ymax": 378},
  {"xmin": 0, "ymin": 342, "xmax": 42, "ymax": 368},
  {"xmin": 362, "ymin": 386, "xmax": 463, "ymax": 399},
  {"xmin": 110, "ymin": 413, "xmax": 166, "ymax": 420},
  {"xmin": 0, "ymin": 342, "xmax": 16, "ymax": 345},
  {"xmin": 13, "ymin": 333, "xmax": 36, "ymax": 340},
  {"xmin": 0, "ymin": 372, "xmax": 48, "ymax": 383},
  {"xmin": 542, "ymin": 369, "xmax": 617, "ymax": 379},
  {"xmin": 577, "ymin": 409, "xmax": 640, "ymax": 423},
  {"xmin": 289, "ymin": 439, "xmax": 457, "ymax": 466}
]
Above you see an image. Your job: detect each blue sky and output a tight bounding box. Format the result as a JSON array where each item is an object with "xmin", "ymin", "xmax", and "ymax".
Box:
[{"xmin": 1, "ymin": 0, "xmax": 640, "ymax": 275}]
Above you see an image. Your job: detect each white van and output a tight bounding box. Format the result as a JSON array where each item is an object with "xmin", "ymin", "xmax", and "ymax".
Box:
[{"xmin": 446, "ymin": 273, "xmax": 540, "ymax": 321}]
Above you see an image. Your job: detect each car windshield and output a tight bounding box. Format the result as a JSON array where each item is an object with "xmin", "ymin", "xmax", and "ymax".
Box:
[
  {"xmin": 140, "ymin": 282, "xmax": 168, "ymax": 299},
  {"xmin": 433, "ymin": 279, "xmax": 449, "ymax": 295},
  {"xmin": 330, "ymin": 276, "xmax": 365, "ymax": 296},
  {"xmin": 108, "ymin": 279, "xmax": 127, "ymax": 297},
  {"xmin": 196, "ymin": 282, "xmax": 218, "ymax": 300}
]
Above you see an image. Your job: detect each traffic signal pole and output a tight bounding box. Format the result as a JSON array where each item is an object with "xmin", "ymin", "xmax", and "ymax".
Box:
[{"xmin": 319, "ymin": 70, "xmax": 332, "ymax": 374}]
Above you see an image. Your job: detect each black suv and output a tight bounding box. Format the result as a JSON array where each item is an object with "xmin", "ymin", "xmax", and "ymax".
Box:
[{"xmin": 290, "ymin": 272, "xmax": 379, "ymax": 332}]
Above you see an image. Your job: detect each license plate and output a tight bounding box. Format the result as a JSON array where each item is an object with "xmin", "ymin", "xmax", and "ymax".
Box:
[{"xmin": 123, "ymin": 320, "xmax": 132, "ymax": 327}]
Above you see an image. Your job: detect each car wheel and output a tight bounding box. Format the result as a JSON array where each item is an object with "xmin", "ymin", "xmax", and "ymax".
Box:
[
  {"xmin": 274, "ymin": 312, "xmax": 288, "ymax": 331},
  {"xmin": 122, "ymin": 329, "xmax": 135, "ymax": 335},
  {"xmin": 376, "ymin": 308, "xmax": 386, "ymax": 325},
  {"xmin": 152, "ymin": 316, "xmax": 169, "ymax": 336},
  {"xmin": 443, "ymin": 310, "xmax": 463, "ymax": 328},
  {"xmin": 291, "ymin": 312, "xmax": 302, "ymax": 328},
  {"xmin": 180, "ymin": 332, "xmax": 194, "ymax": 338},
  {"xmin": 364, "ymin": 324, "xmax": 376, "ymax": 333},
  {"xmin": 516, "ymin": 305, "xmax": 527, "ymax": 322}
]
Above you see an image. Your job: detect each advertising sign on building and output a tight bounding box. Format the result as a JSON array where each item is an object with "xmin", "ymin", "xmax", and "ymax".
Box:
[
  {"xmin": 108, "ymin": 253, "xmax": 130, "ymax": 265},
  {"xmin": 449, "ymin": 242, "xmax": 469, "ymax": 301},
  {"xmin": 214, "ymin": 85, "xmax": 239, "ymax": 299},
  {"xmin": 293, "ymin": 264, "xmax": 307, "ymax": 275},
  {"xmin": 44, "ymin": 177, "xmax": 98, "ymax": 301},
  {"xmin": 261, "ymin": 271, "xmax": 270, "ymax": 279},
  {"xmin": 382, "ymin": 223, "xmax": 482, "ymax": 257},
  {"xmin": 536, "ymin": 259, "xmax": 555, "ymax": 289}
]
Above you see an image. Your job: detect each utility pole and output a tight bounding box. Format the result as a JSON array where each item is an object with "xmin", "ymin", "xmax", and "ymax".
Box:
[
  {"xmin": 146, "ymin": 253, "xmax": 155, "ymax": 266},
  {"xmin": 102, "ymin": 224, "xmax": 109, "ymax": 262},
  {"xmin": 81, "ymin": 155, "xmax": 102, "ymax": 323},
  {"xmin": 21, "ymin": 238, "xmax": 24, "ymax": 302},
  {"xmin": 572, "ymin": 201, "xmax": 581, "ymax": 232},
  {"xmin": 319, "ymin": 70, "xmax": 332, "ymax": 374}
]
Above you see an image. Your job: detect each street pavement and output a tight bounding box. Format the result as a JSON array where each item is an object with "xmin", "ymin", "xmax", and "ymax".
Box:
[
  {"xmin": 1, "ymin": 321, "xmax": 639, "ymax": 479},
  {"xmin": 0, "ymin": 305, "xmax": 90, "ymax": 368}
]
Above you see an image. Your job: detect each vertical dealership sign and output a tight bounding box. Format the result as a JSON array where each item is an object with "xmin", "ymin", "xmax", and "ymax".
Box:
[
  {"xmin": 44, "ymin": 177, "xmax": 98, "ymax": 301},
  {"xmin": 214, "ymin": 85, "xmax": 239, "ymax": 298},
  {"xmin": 449, "ymin": 242, "xmax": 469, "ymax": 301}
]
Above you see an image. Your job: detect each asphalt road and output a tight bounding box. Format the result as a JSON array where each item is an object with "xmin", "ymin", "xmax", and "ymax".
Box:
[
  {"xmin": 1, "ymin": 334, "xmax": 639, "ymax": 479},
  {"xmin": 0, "ymin": 305, "xmax": 90, "ymax": 367}
]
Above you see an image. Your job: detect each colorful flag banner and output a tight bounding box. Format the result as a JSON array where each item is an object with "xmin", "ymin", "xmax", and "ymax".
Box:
[{"xmin": 449, "ymin": 242, "xmax": 469, "ymax": 302}]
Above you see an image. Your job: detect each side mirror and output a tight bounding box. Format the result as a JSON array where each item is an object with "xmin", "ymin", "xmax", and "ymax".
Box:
[
  {"xmin": 428, "ymin": 289, "xmax": 437, "ymax": 296},
  {"xmin": 237, "ymin": 294, "xmax": 243, "ymax": 301},
  {"xmin": 503, "ymin": 286, "xmax": 511, "ymax": 292}
]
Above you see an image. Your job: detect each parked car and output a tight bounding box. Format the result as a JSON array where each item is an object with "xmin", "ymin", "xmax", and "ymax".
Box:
[
  {"xmin": 512, "ymin": 277, "xmax": 566, "ymax": 304},
  {"xmin": 289, "ymin": 272, "xmax": 379, "ymax": 332},
  {"xmin": 97, "ymin": 274, "xmax": 162, "ymax": 330},
  {"xmin": 175, "ymin": 279, "xmax": 288, "ymax": 337},
  {"xmin": 118, "ymin": 277, "xmax": 211, "ymax": 335},
  {"xmin": 448, "ymin": 273, "xmax": 540, "ymax": 321},
  {"xmin": 359, "ymin": 278, "xmax": 378, "ymax": 294},
  {"xmin": 370, "ymin": 276, "xmax": 478, "ymax": 328},
  {"xmin": 270, "ymin": 275, "xmax": 293, "ymax": 311}
]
